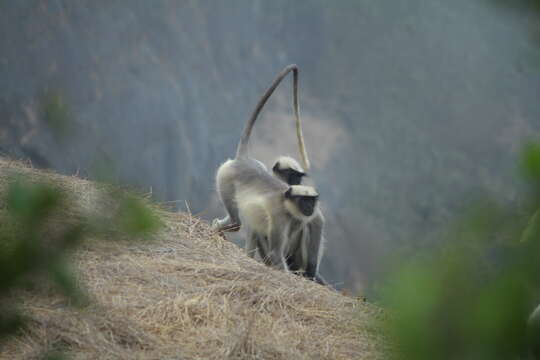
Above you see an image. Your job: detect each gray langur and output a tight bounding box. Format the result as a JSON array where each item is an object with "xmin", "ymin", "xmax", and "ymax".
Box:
[
  {"xmin": 215, "ymin": 156, "xmax": 321, "ymax": 270},
  {"xmin": 212, "ymin": 64, "xmax": 309, "ymax": 232},
  {"xmin": 270, "ymin": 155, "xmax": 327, "ymax": 285},
  {"xmin": 254, "ymin": 202, "xmax": 326, "ymax": 284},
  {"xmin": 239, "ymin": 181, "xmax": 321, "ymax": 271}
]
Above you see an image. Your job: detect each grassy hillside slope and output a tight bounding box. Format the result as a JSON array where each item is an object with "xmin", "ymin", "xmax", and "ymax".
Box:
[{"xmin": 0, "ymin": 158, "xmax": 382, "ymax": 360}]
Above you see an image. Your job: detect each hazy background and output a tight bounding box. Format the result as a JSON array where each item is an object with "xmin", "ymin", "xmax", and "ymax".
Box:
[{"xmin": 1, "ymin": 0, "xmax": 539, "ymax": 294}]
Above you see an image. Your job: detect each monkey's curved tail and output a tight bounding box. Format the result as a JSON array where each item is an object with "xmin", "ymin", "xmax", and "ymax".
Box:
[
  {"xmin": 236, "ymin": 64, "xmax": 311, "ymax": 171},
  {"xmin": 292, "ymin": 68, "xmax": 311, "ymax": 171}
]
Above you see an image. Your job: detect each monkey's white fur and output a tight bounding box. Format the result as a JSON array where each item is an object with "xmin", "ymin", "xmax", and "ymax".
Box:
[{"xmin": 274, "ymin": 156, "xmax": 305, "ymax": 174}]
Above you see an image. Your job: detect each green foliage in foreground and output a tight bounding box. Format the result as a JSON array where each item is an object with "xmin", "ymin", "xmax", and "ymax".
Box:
[
  {"xmin": 0, "ymin": 178, "xmax": 162, "ymax": 346},
  {"xmin": 382, "ymin": 143, "xmax": 540, "ymax": 359}
]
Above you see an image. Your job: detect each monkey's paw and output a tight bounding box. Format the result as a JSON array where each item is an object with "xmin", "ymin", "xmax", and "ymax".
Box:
[{"xmin": 211, "ymin": 218, "xmax": 222, "ymax": 230}]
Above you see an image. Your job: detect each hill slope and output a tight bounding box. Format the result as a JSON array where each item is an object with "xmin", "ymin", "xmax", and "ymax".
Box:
[{"xmin": 0, "ymin": 158, "xmax": 382, "ymax": 359}]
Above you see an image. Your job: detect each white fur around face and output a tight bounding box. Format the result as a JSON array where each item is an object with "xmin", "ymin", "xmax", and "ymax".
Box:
[
  {"xmin": 275, "ymin": 156, "xmax": 304, "ymax": 173},
  {"xmin": 289, "ymin": 185, "xmax": 318, "ymax": 197},
  {"xmin": 284, "ymin": 199, "xmax": 307, "ymax": 221}
]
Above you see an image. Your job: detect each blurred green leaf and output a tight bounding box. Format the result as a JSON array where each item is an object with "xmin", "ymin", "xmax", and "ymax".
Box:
[
  {"xmin": 48, "ymin": 260, "xmax": 88, "ymax": 307},
  {"xmin": 0, "ymin": 176, "xmax": 160, "ymax": 349},
  {"xmin": 521, "ymin": 209, "xmax": 540, "ymax": 243},
  {"xmin": 116, "ymin": 195, "xmax": 162, "ymax": 236},
  {"xmin": 382, "ymin": 143, "xmax": 540, "ymax": 360},
  {"xmin": 6, "ymin": 180, "xmax": 63, "ymax": 224},
  {"xmin": 522, "ymin": 143, "xmax": 540, "ymax": 183}
]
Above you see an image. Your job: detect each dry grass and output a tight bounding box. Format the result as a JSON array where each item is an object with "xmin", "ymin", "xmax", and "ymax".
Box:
[{"xmin": 0, "ymin": 157, "xmax": 383, "ymax": 359}]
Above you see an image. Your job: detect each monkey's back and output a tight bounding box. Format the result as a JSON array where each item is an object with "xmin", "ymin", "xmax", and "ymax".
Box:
[{"xmin": 233, "ymin": 158, "xmax": 287, "ymax": 194}]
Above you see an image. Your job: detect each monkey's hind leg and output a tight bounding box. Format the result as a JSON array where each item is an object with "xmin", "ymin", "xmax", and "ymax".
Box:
[{"xmin": 213, "ymin": 160, "xmax": 241, "ymax": 232}]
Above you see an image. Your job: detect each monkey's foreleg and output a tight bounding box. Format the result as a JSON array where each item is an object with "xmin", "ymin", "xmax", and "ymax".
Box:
[{"xmin": 305, "ymin": 217, "xmax": 324, "ymax": 281}]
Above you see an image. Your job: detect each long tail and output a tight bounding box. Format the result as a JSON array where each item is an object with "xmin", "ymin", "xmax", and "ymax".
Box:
[
  {"xmin": 235, "ymin": 64, "xmax": 311, "ymax": 170},
  {"xmin": 292, "ymin": 68, "xmax": 310, "ymax": 170}
]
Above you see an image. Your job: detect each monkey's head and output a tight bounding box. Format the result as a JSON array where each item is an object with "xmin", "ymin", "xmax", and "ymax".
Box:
[
  {"xmin": 284, "ymin": 185, "xmax": 319, "ymax": 219},
  {"xmin": 273, "ymin": 156, "xmax": 306, "ymax": 185}
]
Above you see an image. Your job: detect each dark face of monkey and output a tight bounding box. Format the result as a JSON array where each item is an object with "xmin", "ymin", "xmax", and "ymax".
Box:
[
  {"xmin": 285, "ymin": 189, "xmax": 318, "ymax": 217},
  {"xmin": 286, "ymin": 171, "xmax": 305, "ymax": 186},
  {"xmin": 272, "ymin": 164, "xmax": 305, "ymax": 185}
]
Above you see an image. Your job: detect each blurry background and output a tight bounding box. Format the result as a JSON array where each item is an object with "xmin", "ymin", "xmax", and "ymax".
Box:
[{"xmin": 1, "ymin": 0, "xmax": 539, "ymax": 294}]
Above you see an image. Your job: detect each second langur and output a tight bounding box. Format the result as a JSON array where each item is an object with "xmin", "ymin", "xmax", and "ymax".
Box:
[
  {"xmin": 272, "ymin": 155, "xmax": 306, "ymax": 185},
  {"xmin": 268, "ymin": 155, "xmax": 327, "ymax": 284},
  {"xmin": 250, "ymin": 200, "xmax": 327, "ymax": 284},
  {"xmin": 240, "ymin": 180, "xmax": 321, "ymax": 271}
]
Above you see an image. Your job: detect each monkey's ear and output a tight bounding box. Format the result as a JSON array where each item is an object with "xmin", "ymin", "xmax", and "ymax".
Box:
[
  {"xmin": 284, "ymin": 187, "xmax": 292, "ymax": 198},
  {"xmin": 272, "ymin": 162, "xmax": 280, "ymax": 172}
]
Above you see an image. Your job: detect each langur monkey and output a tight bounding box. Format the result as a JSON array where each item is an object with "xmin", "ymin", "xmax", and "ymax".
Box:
[
  {"xmin": 252, "ymin": 200, "xmax": 327, "ymax": 284},
  {"xmin": 212, "ymin": 64, "xmax": 309, "ymax": 232},
  {"xmin": 215, "ymin": 158, "xmax": 321, "ymax": 271},
  {"xmin": 270, "ymin": 155, "xmax": 327, "ymax": 284},
  {"xmin": 239, "ymin": 181, "xmax": 321, "ymax": 271}
]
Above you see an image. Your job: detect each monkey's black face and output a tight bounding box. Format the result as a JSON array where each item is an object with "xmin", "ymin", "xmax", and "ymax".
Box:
[
  {"xmin": 287, "ymin": 171, "xmax": 304, "ymax": 185},
  {"xmin": 274, "ymin": 167, "xmax": 305, "ymax": 185},
  {"xmin": 296, "ymin": 196, "xmax": 317, "ymax": 217}
]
